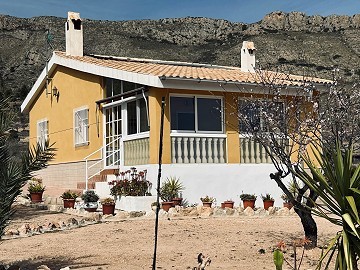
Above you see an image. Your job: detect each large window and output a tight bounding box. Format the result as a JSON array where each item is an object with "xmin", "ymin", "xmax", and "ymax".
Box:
[
  {"xmin": 37, "ymin": 119, "xmax": 48, "ymax": 148},
  {"xmin": 74, "ymin": 108, "xmax": 89, "ymax": 146},
  {"xmin": 239, "ymin": 99, "xmax": 284, "ymax": 133},
  {"xmin": 170, "ymin": 96, "xmax": 223, "ymax": 133},
  {"xmin": 127, "ymin": 98, "xmax": 149, "ymax": 135}
]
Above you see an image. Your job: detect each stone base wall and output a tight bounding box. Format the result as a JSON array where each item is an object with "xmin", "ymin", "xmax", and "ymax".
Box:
[{"xmin": 32, "ymin": 159, "xmax": 101, "ymax": 196}]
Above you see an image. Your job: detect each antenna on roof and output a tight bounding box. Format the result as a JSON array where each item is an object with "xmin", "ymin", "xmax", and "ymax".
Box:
[{"xmin": 44, "ymin": 29, "xmax": 55, "ymax": 98}]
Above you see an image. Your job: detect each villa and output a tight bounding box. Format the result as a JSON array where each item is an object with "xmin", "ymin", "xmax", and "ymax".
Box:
[{"xmin": 21, "ymin": 12, "xmax": 331, "ymax": 205}]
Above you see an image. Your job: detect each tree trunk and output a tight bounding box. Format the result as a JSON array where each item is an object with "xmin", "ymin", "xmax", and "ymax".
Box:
[{"xmin": 295, "ymin": 207, "xmax": 317, "ymax": 249}]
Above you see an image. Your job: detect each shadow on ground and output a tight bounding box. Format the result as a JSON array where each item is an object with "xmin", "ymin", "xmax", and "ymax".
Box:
[
  {"xmin": 10, "ymin": 204, "xmax": 60, "ymax": 222},
  {"xmin": 3, "ymin": 255, "xmax": 108, "ymax": 269}
]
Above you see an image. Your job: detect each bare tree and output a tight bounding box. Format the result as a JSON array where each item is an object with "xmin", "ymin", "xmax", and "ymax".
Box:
[{"xmin": 220, "ymin": 69, "xmax": 359, "ymax": 248}]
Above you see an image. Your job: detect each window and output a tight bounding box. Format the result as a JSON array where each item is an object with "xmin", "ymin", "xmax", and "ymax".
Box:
[
  {"xmin": 170, "ymin": 96, "xmax": 223, "ymax": 132},
  {"xmin": 105, "ymin": 78, "xmax": 143, "ymax": 98},
  {"xmin": 37, "ymin": 119, "xmax": 48, "ymax": 148},
  {"xmin": 74, "ymin": 108, "xmax": 89, "ymax": 146},
  {"xmin": 239, "ymin": 99, "xmax": 284, "ymax": 133},
  {"xmin": 127, "ymin": 98, "xmax": 149, "ymax": 135}
]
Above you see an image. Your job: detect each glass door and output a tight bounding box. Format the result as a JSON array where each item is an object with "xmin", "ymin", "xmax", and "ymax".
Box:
[{"xmin": 104, "ymin": 105, "xmax": 122, "ymax": 167}]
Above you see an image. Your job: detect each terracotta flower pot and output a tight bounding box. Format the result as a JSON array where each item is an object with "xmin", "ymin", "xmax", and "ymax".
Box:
[
  {"xmin": 283, "ymin": 202, "xmax": 293, "ymax": 209},
  {"xmin": 242, "ymin": 199, "xmax": 255, "ymax": 209},
  {"xmin": 172, "ymin": 197, "xmax": 183, "ymax": 206},
  {"xmin": 102, "ymin": 204, "xmax": 115, "ymax": 215},
  {"xmin": 223, "ymin": 201, "xmax": 234, "ymax": 209},
  {"xmin": 263, "ymin": 200, "xmax": 274, "ymax": 210},
  {"xmin": 221, "ymin": 202, "xmax": 225, "ymax": 209},
  {"xmin": 84, "ymin": 207, "xmax": 97, "ymax": 212},
  {"xmin": 161, "ymin": 201, "xmax": 174, "ymax": 212},
  {"xmin": 202, "ymin": 202, "xmax": 212, "ymax": 208},
  {"xmin": 63, "ymin": 199, "xmax": 76, "ymax": 209},
  {"xmin": 30, "ymin": 192, "xmax": 43, "ymax": 203}
]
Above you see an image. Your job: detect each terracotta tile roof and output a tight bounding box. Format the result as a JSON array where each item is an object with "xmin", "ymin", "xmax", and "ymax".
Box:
[{"xmin": 54, "ymin": 51, "xmax": 332, "ymax": 86}]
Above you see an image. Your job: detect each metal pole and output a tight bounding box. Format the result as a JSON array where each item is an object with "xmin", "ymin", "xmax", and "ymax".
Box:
[{"xmin": 152, "ymin": 97, "xmax": 165, "ymax": 270}]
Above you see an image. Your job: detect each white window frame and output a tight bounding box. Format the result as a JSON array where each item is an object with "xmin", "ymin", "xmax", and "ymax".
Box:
[
  {"xmin": 170, "ymin": 94, "xmax": 224, "ymax": 134},
  {"xmin": 37, "ymin": 118, "xmax": 48, "ymax": 148},
  {"xmin": 74, "ymin": 107, "xmax": 89, "ymax": 147},
  {"xmin": 125, "ymin": 94, "xmax": 149, "ymax": 136}
]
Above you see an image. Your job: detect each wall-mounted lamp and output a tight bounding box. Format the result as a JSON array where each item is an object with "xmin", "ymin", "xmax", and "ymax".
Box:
[{"xmin": 52, "ymin": 86, "xmax": 59, "ymax": 98}]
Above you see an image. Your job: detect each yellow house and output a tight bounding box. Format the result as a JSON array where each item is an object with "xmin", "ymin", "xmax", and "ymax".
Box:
[{"xmin": 21, "ymin": 12, "xmax": 331, "ymax": 205}]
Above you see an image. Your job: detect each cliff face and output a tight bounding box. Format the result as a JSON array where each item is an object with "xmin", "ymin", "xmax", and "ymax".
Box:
[{"xmin": 1, "ymin": 11, "xmax": 360, "ymax": 102}]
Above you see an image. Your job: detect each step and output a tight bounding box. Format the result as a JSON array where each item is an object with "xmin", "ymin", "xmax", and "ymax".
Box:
[
  {"xmin": 77, "ymin": 182, "xmax": 95, "ymax": 190},
  {"xmin": 88, "ymin": 174, "xmax": 107, "ymax": 183},
  {"xmin": 100, "ymin": 168, "xmax": 119, "ymax": 175}
]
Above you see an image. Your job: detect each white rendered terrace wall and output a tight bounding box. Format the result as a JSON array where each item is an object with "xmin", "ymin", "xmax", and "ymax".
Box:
[{"xmin": 111, "ymin": 163, "xmax": 286, "ymax": 208}]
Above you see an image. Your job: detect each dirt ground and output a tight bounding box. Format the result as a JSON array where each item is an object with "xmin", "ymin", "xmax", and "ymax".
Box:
[{"xmin": 0, "ymin": 205, "xmax": 339, "ymax": 270}]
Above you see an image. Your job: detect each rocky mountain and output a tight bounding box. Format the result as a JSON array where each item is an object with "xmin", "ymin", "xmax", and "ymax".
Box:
[{"xmin": 1, "ymin": 11, "xmax": 360, "ymax": 103}]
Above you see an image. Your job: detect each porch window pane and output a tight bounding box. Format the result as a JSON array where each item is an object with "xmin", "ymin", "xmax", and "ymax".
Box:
[
  {"xmin": 139, "ymin": 98, "xmax": 149, "ymax": 132},
  {"xmin": 74, "ymin": 108, "xmax": 89, "ymax": 146},
  {"xmin": 197, "ymin": 98, "xmax": 222, "ymax": 131},
  {"xmin": 127, "ymin": 101, "xmax": 137, "ymax": 135},
  {"xmin": 170, "ymin": 97, "xmax": 195, "ymax": 131},
  {"xmin": 123, "ymin": 81, "xmax": 136, "ymax": 93}
]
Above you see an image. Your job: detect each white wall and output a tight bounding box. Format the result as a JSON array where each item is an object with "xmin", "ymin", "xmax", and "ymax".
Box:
[{"xmin": 118, "ymin": 163, "xmax": 287, "ymax": 208}]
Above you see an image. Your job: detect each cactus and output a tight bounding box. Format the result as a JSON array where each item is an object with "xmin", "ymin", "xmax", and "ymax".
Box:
[{"xmin": 273, "ymin": 249, "xmax": 284, "ymax": 270}]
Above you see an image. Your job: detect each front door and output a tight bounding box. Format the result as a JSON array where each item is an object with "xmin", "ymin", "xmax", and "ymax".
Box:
[{"xmin": 104, "ymin": 105, "xmax": 122, "ymax": 167}]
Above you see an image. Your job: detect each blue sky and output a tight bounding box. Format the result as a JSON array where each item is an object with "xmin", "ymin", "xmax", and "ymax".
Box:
[{"xmin": 0, "ymin": 0, "xmax": 360, "ymax": 23}]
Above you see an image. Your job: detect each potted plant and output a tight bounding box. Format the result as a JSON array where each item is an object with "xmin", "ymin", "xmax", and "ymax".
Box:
[
  {"xmin": 223, "ymin": 199, "xmax": 235, "ymax": 209},
  {"xmin": 240, "ymin": 193, "xmax": 256, "ymax": 209},
  {"xmin": 261, "ymin": 193, "xmax": 275, "ymax": 210},
  {"xmin": 61, "ymin": 190, "xmax": 79, "ymax": 208},
  {"xmin": 200, "ymin": 196, "xmax": 215, "ymax": 208},
  {"xmin": 27, "ymin": 177, "xmax": 46, "ymax": 203},
  {"xmin": 281, "ymin": 193, "xmax": 293, "ymax": 209},
  {"xmin": 81, "ymin": 190, "xmax": 99, "ymax": 212},
  {"xmin": 160, "ymin": 176, "xmax": 184, "ymax": 211},
  {"xmin": 101, "ymin": 197, "xmax": 116, "ymax": 215}
]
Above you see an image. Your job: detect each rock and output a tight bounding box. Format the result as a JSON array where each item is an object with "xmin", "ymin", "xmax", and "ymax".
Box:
[
  {"xmin": 67, "ymin": 218, "xmax": 79, "ymax": 226},
  {"xmin": 289, "ymin": 207, "xmax": 296, "ymax": 215},
  {"xmin": 277, "ymin": 207, "xmax": 290, "ymax": 216},
  {"xmin": 129, "ymin": 211, "xmax": 146, "ymax": 218},
  {"xmin": 188, "ymin": 208, "xmax": 199, "ymax": 217},
  {"xmin": 200, "ymin": 207, "xmax": 213, "ymax": 217},
  {"xmin": 144, "ymin": 210, "xmax": 155, "ymax": 218},
  {"xmin": 18, "ymin": 224, "xmax": 31, "ymax": 235},
  {"xmin": 85, "ymin": 212, "xmax": 102, "ymax": 222},
  {"xmin": 243, "ymin": 207, "xmax": 255, "ymax": 216},
  {"xmin": 225, "ymin": 208, "xmax": 236, "ymax": 216},
  {"xmin": 114, "ymin": 211, "xmax": 130, "ymax": 219},
  {"xmin": 48, "ymin": 205, "xmax": 63, "ymax": 212},
  {"xmin": 37, "ymin": 265, "xmax": 51, "ymax": 270},
  {"xmin": 213, "ymin": 208, "xmax": 226, "ymax": 216},
  {"xmin": 255, "ymin": 208, "xmax": 266, "ymax": 216},
  {"xmin": 60, "ymin": 267, "xmax": 71, "ymax": 270},
  {"xmin": 267, "ymin": 206, "xmax": 276, "ymax": 215},
  {"xmin": 4, "ymin": 229, "xmax": 19, "ymax": 236}
]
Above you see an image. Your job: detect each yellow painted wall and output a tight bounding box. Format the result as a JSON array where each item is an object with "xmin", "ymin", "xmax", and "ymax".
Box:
[
  {"xmin": 29, "ymin": 66, "xmax": 104, "ymax": 164},
  {"xmin": 148, "ymin": 88, "xmax": 241, "ymax": 164}
]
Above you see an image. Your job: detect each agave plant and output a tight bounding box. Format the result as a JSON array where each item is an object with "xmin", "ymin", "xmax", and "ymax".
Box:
[{"xmin": 295, "ymin": 143, "xmax": 360, "ymax": 269}]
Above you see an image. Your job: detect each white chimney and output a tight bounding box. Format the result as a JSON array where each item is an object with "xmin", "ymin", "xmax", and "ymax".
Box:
[
  {"xmin": 65, "ymin": 11, "xmax": 83, "ymax": 56},
  {"xmin": 241, "ymin": 41, "xmax": 256, "ymax": 72}
]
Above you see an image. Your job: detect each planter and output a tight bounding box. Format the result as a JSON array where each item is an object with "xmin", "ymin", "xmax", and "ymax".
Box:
[
  {"xmin": 161, "ymin": 201, "xmax": 174, "ymax": 212},
  {"xmin": 283, "ymin": 202, "xmax": 293, "ymax": 209},
  {"xmin": 103, "ymin": 204, "xmax": 116, "ymax": 215},
  {"xmin": 202, "ymin": 202, "xmax": 212, "ymax": 208},
  {"xmin": 263, "ymin": 200, "xmax": 274, "ymax": 210},
  {"xmin": 30, "ymin": 192, "xmax": 43, "ymax": 203},
  {"xmin": 63, "ymin": 199, "xmax": 76, "ymax": 209},
  {"xmin": 223, "ymin": 201, "xmax": 234, "ymax": 209},
  {"xmin": 172, "ymin": 197, "xmax": 183, "ymax": 206},
  {"xmin": 242, "ymin": 199, "xmax": 255, "ymax": 209},
  {"xmin": 220, "ymin": 202, "xmax": 225, "ymax": 209},
  {"xmin": 115, "ymin": 196, "xmax": 157, "ymax": 212}
]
